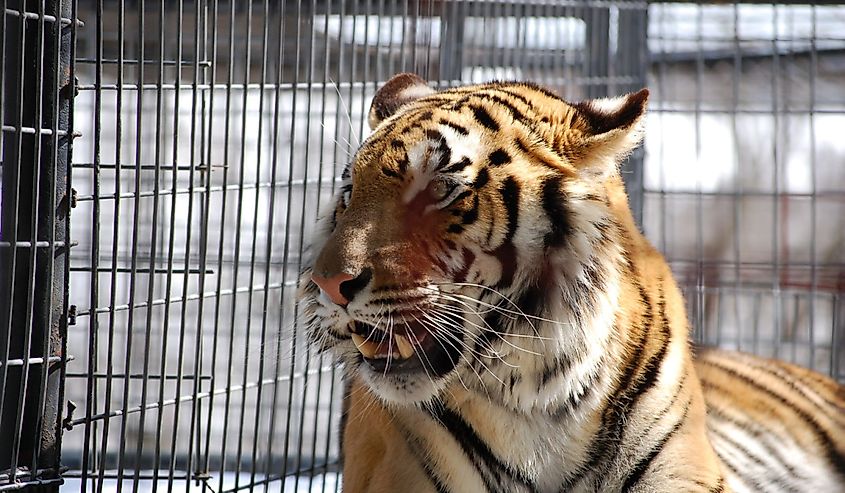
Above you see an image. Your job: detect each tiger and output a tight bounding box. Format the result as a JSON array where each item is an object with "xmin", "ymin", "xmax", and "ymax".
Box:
[{"xmin": 298, "ymin": 73, "xmax": 845, "ymax": 493}]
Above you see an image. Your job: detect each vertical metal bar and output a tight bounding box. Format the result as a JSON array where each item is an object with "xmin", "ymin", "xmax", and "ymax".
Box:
[
  {"xmin": 279, "ymin": 0, "xmax": 306, "ymax": 481},
  {"xmin": 585, "ymin": 5, "xmax": 609, "ymax": 99},
  {"xmin": 212, "ymin": 2, "xmax": 238, "ymax": 490},
  {"xmin": 314, "ymin": 2, "xmax": 341, "ymax": 487},
  {"xmin": 113, "ymin": 0, "xmax": 146, "ymax": 488},
  {"xmin": 244, "ymin": 0, "xmax": 271, "ymax": 489},
  {"xmin": 228, "ymin": 0, "xmax": 255, "ymax": 488},
  {"xmin": 131, "ymin": 0, "xmax": 166, "ymax": 484},
  {"xmin": 693, "ymin": 4, "xmax": 704, "ymax": 343},
  {"xmin": 151, "ymin": 0, "xmax": 182, "ymax": 483},
  {"xmin": 807, "ymin": 2, "xmax": 818, "ymax": 371},
  {"xmin": 200, "ymin": 0, "xmax": 223, "ymax": 479},
  {"xmin": 261, "ymin": 1, "xmax": 293, "ymax": 489},
  {"xmin": 184, "ymin": 0, "xmax": 210, "ymax": 488},
  {"xmin": 731, "ymin": 2, "xmax": 743, "ymax": 350},
  {"xmin": 617, "ymin": 5, "xmax": 647, "ymax": 226},
  {"xmin": 771, "ymin": 4, "xmax": 782, "ymax": 359},
  {"xmin": 95, "ymin": 0, "xmax": 127, "ymax": 490},
  {"xmin": 80, "ymin": 0, "xmax": 104, "ymax": 488}
]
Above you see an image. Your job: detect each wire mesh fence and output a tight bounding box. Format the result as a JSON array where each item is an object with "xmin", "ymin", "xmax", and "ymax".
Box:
[
  {"xmin": 645, "ymin": 3, "xmax": 845, "ymax": 381},
  {"xmin": 0, "ymin": 0, "xmax": 842, "ymax": 492}
]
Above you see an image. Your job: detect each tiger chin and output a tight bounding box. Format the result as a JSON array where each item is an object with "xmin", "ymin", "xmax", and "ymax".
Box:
[{"xmin": 298, "ymin": 73, "xmax": 845, "ymax": 493}]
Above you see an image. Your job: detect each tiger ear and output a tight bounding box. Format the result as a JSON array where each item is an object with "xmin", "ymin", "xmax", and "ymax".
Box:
[
  {"xmin": 368, "ymin": 73, "xmax": 436, "ymax": 129},
  {"xmin": 570, "ymin": 88, "xmax": 649, "ymax": 176}
]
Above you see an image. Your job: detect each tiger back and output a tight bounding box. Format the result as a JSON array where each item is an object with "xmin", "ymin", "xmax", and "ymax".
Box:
[{"xmin": 299, "ymin": 73, "xmax": 845, "ymax": 492}]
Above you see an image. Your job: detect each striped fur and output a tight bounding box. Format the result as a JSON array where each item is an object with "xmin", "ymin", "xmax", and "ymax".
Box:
[{"xmin": 298, "ymin": 74, "xmax": 845, "ymax": 492}]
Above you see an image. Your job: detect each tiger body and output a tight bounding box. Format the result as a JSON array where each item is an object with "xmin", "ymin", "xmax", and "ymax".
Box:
[{"xmin": 300, "ymin": 74, "xmax": 845, "ymax": 492}]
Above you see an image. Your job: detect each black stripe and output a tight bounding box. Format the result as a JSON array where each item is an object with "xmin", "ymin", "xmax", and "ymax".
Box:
[
  {"xmin": 476, "ymin": 93, "xmax": 530, "ymax": 126},
  {"xmin": 708, "ymin": 426, "xmax": 801, "ymax": 493},
  {"xmin": 701, "ymin": 382, "xmax": 806, "ymax": 478},
  {"xmin": 540, "ymin": 354, "xmax": 572, "ymax": 387},
  {"xmin": 699, "ymin": 359, "xmax": 845, "ymax": 479},
  {"xmin": 491, "ymin": 87, "xmax": 533, "ymax": 106},
  {"xmin": 541, "ymin": 175, "xmax": 571, "ymax": 247},
  {"xmin": 426, "ymin": 128, "xmax": 444, "ymax": 142},
  {"xmin": 390, "ymin": 138, "xmax": 405, "ymax": 149},
  {"xmin": 620, "ymin": 399, "xmax": 691, "ymax": 491},
  {"xmin": 500, "ymin": 176, "xmax": 520, "ymax": 243},
  {"xmin": 730, "ymin": 356, "xmax": 845, "ymax": 423},
  {"xmin": 394, "ymin": 419, "xmax": 453, "ymax": 493},
  {"xmin": 437, "ymin": 143, "xmax": 453, "ymax": 171},
  {"xmin": 444, "ymin": 156, "xmax": 472, "ymax": 174},
  {"xmin": 473, "ymin": 168, "xmax": 490, "ymax": 189},
  {"xmin": 470, "ymin": 104, "xmax": 499, "ymax": 131},
  {"xmin": 427, "ymin": 401, "xmax": 537, "ymax": 493},
  {"xmin": 382, "ymin": 166, "xmax": 401, "ymax": 178},
  {"xmin": 462, "ymin": 194, "xmax": 480, "ymax": 225},
  {"xmin": 513, "ymin": 138, "xmax": 530, "ymax": 155},
  {"xmin": 491, "ymin": 243, "xmax": 517, "ymax": 289},
  {"xmin": 440, "ymin": 118, "xmax": 469, "ymax": 135},
  {"xmin": 454, "ymin": 248, "xmax": 476, "ymax": 283},
  {"xmin": 397, "ymin": 156, "xmax": 409, "ymax": 174},
  {"xmin": 709, "ymin": 476, "xmax": 726, "ymax": 493},
  {"xmin": 563, "ymin": 278, "xmax": 658, "ymax": 488},
  {"xmin": 488, "ymin": 149, "xmax": 511, "ymax": 166}
]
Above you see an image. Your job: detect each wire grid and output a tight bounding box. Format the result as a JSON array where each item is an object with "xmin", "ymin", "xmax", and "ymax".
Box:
[
  {"xmin": 645, "ymin": 3, "xmax": 845, "ymax": 383},
  {"xmin": 58, "ymin": 1, "xmax": 648, "ymax": 492}
]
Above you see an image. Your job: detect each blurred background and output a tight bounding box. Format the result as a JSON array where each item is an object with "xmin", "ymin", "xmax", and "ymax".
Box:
[{"xmin": 1, "ymin": 0, "xmax": 843, "ymax": 491}]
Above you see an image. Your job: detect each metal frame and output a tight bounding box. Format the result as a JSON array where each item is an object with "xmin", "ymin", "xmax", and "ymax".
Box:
[{"xmin": 1, "ymin": 0, "xmax": 76, "ymax": 491}]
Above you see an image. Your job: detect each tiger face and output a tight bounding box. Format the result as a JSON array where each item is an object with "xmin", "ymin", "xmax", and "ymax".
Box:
[{"xmin": 300, "ymin": 73, "xmax": 648, "ymax": 406}]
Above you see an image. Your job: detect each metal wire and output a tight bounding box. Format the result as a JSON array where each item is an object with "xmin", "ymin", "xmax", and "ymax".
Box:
[{"xmin": 2, "ymin": 1, "xmax": 843, "ymax": 492}]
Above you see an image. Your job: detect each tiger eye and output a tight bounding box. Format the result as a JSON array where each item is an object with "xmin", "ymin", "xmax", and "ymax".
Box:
[{"xmin": 430, "ymin": 179, "xmax": 450, "ymax": 201}]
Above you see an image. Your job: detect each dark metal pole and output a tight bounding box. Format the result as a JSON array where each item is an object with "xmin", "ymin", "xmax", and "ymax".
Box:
[
  {"xmin": 0, "ymin": 0, "xmax": 73, "ymax": 490},
  {"xmin": 617, "ymin": 7, "xmax": 649, "ymax": 227}
]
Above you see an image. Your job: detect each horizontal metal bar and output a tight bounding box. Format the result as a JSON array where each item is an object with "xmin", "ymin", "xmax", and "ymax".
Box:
[
  {"xmin": 651, "ymin": 47, "xmax": 845, "ymax": 65},
  {"xmin": 0, "ymin": 355, "xmax": 72, "ymax": 368},
  {"xmin": 643, "ymin": 190, "xmax": 845, "ymax": 199},
  {"xmin": 75, "ymin": 57, "xmax": 212, "ymax": 67},
  {"xmin": 61, "ymin": 471, "xmax": 191, "ymax": 480},
  {"xmin": 1, "ymin": 124, "xmax": 70, "ymax": 136},
  {"xmin": 0, "ymin": 240, "xmax": 78, "ymax": 248},
  {"xmin": 650, "ymin": 35, "xmax": 845, "ymax": 43},
  {"xmin": 74, "ymin": 75, "xmax": 643, "ymax": 93},
  {"xmin": 649, "ymin": 107, "xmax": 845, "ymax": 115},
  {"xmin": 221, "ymin": 462, "xmax": 341, "ymax": 493},
  {"xmin": 0, "ymin": 477, "xmax": 65, "ymax": 491},
  {"xmin": 65, "ymin": 373, "xmax": 212, "ymax": 381},
  {"xmin": 3, "ymin": 7, "xmax": 83, "ymax": 27},
  {"xmin": 74, "ymin": 178, "xmax": 343, "ymax": 203},
  {"xmin": 68, "ymin": 267, "xmax": 215, "ymax": 275},
  {"xmin": 65, "ymin": 365, "xmax": 336, "ymax": 428},
  {"xmin": 667, "ymin": 259, "xmax": 845, "ymax": 270},
  {"xmin": 74, "ymin": 279, "xmax": 298, "ymax": 318},
  {"xmin": 71, "ymin": 162, "xmax": 224, "ymax": 171}
]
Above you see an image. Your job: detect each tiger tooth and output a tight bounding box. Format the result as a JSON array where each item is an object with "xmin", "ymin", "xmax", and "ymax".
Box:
[
  {"xmin": 395, "ymin": 334, "xmax": 415, "ymax": 359},
  {"xmin": 351, "ymin": 333, "xmax": 378, "ymax": 359}
]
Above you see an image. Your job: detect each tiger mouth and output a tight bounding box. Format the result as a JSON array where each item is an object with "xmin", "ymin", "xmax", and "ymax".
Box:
[{"xmin": 350, "ymin": 318, "xmax": 463, "ymax": 376}]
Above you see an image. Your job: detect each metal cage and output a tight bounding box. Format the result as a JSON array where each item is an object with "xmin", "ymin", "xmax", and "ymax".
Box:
[{"xmin": 0, "ymin": 0, "xmax": 842, "ymax": 492}]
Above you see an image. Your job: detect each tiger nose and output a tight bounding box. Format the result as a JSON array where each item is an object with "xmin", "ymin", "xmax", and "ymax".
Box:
[{"xmin": 311, "ymin": 268, "xmax": 373, "ymax": 306}]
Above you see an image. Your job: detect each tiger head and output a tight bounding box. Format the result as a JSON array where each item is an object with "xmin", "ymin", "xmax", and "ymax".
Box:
[{"xmin": 300, "ymin": 73, "xmax": 648, "ymax": 409}]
